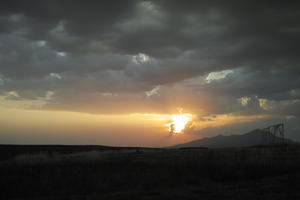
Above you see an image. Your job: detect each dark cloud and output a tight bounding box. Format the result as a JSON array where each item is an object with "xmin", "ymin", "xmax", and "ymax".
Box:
[{"xmin": 0, "ymin": 0, "xmax": 299, "ymax": 123}]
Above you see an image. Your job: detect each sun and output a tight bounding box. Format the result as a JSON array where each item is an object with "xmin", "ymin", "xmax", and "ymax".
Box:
[{"xmin": 166, "ymin": 111, "xmax": 192, "ymax": 134}]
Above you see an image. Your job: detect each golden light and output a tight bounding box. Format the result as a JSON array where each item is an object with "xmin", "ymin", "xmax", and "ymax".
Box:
[{"xmin": 166, "ymin": 111, "xmax": 193, "ymax": 134}]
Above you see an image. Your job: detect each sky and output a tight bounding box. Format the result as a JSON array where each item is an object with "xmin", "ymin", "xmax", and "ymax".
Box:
[{"xmin": 0, "ymin": 0, "xmax": 300, "ymax": 146}]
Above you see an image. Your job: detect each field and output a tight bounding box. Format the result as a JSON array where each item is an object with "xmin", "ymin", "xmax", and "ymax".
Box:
[{"xmin": 1, "ymin": 144, "xmax": 300, "ymax": 199}]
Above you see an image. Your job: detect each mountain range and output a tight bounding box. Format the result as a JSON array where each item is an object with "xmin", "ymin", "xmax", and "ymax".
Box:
[{"xmin": 173, "ymin": 129, "xmax": 296, "ymax": 148}]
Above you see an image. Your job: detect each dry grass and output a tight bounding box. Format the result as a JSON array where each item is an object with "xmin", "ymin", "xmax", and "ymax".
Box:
[{"xmin": 1, "ymin": 145, "xmax": 300, "ymax": 199}]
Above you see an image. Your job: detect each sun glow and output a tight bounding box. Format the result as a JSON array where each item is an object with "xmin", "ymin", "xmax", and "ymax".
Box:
[{"xmin": 166, "ymin": 111, "xmax": 192, "ymax": 134}]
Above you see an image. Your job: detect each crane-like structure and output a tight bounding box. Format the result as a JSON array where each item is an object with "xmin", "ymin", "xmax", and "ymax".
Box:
[{"xmin": 262, "ymin": 123, "xmax": 285, "ymax": 144}]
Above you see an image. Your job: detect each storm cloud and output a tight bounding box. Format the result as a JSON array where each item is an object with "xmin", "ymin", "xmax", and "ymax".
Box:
[{"xmin": 0, "ymin": 0, "xmax": 300, "ymax": 131}]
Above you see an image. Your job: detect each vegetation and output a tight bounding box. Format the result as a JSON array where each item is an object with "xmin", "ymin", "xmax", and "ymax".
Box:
[{"xmin": 0, "ymin": 145, "xmax": 300, "ymax": 199}]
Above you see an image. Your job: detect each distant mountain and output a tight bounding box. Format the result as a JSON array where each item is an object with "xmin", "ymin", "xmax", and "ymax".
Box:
[{"xmin": 172, "ymin": 129, "xmax": 296, "ymax": 148}]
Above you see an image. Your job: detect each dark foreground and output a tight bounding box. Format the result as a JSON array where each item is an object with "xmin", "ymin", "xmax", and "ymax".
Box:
[{"xmin": 1, "ymin": 144, "xmax": 300, "ymax": 200}]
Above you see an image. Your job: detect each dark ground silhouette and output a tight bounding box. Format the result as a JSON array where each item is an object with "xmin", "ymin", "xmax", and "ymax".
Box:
[{"xmin": 1, "ymin": 144, "xmax": 300, "ymax": 199}]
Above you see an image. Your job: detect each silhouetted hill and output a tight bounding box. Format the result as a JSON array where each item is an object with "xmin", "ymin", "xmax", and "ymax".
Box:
[
  {"xmin": 0, "ymin": 145, "xmax": 159, "ymax": 161},
  {"xmin": 173, "ymin": 129, "xmax": 296, "ymax": 148}
]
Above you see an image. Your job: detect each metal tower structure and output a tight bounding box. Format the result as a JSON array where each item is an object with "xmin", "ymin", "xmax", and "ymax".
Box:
[{"xmin": 262, "ymin": 123, "xmax": 285, "ymax": 144}]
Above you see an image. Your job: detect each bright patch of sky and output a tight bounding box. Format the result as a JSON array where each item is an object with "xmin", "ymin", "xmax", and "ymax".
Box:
[
  {"xmin": 145, "ymin": 85, "xmax": 160, "ymax": 97},
  {"xmin": 49, "ymin": 73, "xmax": 62, "ymax": 79},
  {"xmin": 259, "ymin": 98, "xmax": 273, "ymax": 111},
  {"xmin": 36, "ymin": 40, "xmax": 46, "ymax": 47},
  {"xmin": 238, "ymin": 96, "xmax": 251, "ymax": 106},
  {"xmin": 45, "ymin": 91, "xmax": 54, "ymax": 100},
  {"xmin": 56, "ymin": 52, "xmax": 67, "ymax": 57},
  {"xmin": 205, "ymin": 69, "xmax": 234, "ymax": 83},
  {"xmin": 132, "ymin": 53, "xmax": 150, "ymax": 64}
]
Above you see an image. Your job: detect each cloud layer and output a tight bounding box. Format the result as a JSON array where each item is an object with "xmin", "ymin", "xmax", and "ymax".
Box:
[{"xmin": 0, "ymin": 0, "xmax": 300, "ymax": 140}]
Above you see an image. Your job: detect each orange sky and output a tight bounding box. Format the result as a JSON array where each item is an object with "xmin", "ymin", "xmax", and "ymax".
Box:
[
  {"xmin": 0, "ymin": 1, "xmax": 299, "ymax": 146},
  {"xmin": 0, "ymin": 96, "xmax": 271, "ymax": 146}
]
